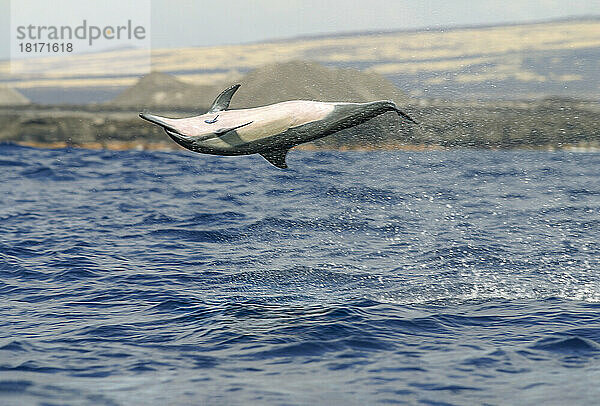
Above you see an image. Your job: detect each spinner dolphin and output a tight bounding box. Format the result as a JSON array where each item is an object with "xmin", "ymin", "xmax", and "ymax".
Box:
[{"xmin": 139, "ymin": 84, "xmax": 416, "ymax": 168}]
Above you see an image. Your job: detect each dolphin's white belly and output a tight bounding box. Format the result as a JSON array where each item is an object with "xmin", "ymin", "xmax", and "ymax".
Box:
[
  {"xmin": 234, "ymin": 101, "xmax": 335, "ymax": 143},
  {"xmin": 161, "ymin": 101, "xmax": 336, "ymax": 148}
]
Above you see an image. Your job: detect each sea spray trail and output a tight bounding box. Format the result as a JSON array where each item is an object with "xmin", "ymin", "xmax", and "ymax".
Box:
[{"xmin": 1, "ymin": 143, "xmax": 600, "ymax": 405}]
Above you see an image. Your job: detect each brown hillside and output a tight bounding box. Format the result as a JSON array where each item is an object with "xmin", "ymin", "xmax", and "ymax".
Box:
[
  {"xmin": 109, "ymin": 61, "xmax": 410, "ymax": 112},
  {"xmin": 110, "ymin": 71, "xmax": 217, "ymax": 109},
  {"xmin": 0, "ymin": 86, "xmax": 30, "ymax": 106},
  {"xmin": 229, "ymin": 61, "xmax": 408, "ymax": 108}
]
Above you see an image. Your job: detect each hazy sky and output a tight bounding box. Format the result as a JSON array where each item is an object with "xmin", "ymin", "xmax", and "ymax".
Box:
[{"xmin": 1, "ymin": 0, "xmax": 599, "ymax": 60}]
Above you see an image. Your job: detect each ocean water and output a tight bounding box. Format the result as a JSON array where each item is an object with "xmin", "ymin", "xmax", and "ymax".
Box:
[{"xmin": 2, "ymin": 143, "xmax": 600, "ymax": 405}]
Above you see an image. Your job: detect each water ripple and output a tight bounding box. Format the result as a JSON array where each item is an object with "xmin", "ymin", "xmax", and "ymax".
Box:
[{"xmin": 2, "ymin": 145, "xmax": 600, "ymax": 404}]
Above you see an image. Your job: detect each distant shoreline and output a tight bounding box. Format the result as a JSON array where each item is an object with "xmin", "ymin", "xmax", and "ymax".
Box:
[
  {"xmin": 2, "ymin": 96, "xmax": 598, "ymax": 152},
  {"xmin": 11, "ymin": 141, "xmax": 600, "ymax": 153}
]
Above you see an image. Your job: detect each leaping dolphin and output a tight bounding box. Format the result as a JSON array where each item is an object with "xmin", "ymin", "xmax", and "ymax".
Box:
[{"xmin": 139, "ymin": 84, "xmax": 416, "ymax": 168}]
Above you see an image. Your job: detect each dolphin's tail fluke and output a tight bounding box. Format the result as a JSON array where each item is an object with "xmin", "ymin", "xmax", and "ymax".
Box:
[
  {"xmin": 386, "ymin": 102, "xmax": 417, "ymax": 124},
  {"xmin": 394, "ymin": 107, "xmax": 417, "ymax": 124}
]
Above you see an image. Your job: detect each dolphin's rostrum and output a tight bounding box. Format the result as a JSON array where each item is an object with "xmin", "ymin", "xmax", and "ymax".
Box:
[{"xmin": 139, "ymin": 84, "xmax": 416, "ymax": 168}]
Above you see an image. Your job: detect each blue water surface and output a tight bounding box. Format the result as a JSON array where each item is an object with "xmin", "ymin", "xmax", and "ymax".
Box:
[{"xmin": 1, "ymin": 143, "xmax": 600, "ymax": 405}]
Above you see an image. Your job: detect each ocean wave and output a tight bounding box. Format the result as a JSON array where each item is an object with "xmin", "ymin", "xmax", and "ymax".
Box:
[{"xmin": 2, "ymin": 145, "xmax": 600, "ymax": 404}]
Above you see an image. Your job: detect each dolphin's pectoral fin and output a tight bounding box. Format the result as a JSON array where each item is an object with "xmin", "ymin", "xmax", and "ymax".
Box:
[
  {"xmin": 214, "ymin": 121, "xmax": 253, "ymax": 135},
  {"xmin": 260, "ymin": 149, "xmax": 289, "ymax": 169},
  {"xmin": 208, "ymin": 84, "xmax": 241, "ymax": 113}
]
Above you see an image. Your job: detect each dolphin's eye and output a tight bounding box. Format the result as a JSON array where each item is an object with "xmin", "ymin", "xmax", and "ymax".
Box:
[{"xmin": 204, "ymin": 115, "xmax": 219, "ymax": 124}]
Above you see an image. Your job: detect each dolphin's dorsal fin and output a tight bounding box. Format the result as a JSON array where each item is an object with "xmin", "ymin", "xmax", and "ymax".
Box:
[
  {"xmin": 208, "ymin": 84, "xmax": 241, "ymax": 113},
  {"xmin": 260, "ymin": 149, "xmax": 289, "ymax": 169}
]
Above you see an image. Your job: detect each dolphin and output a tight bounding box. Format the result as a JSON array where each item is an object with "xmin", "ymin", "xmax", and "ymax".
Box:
[{"xmin": 139, "ymin": 84, "xmax": 416, "ymax": 168}]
